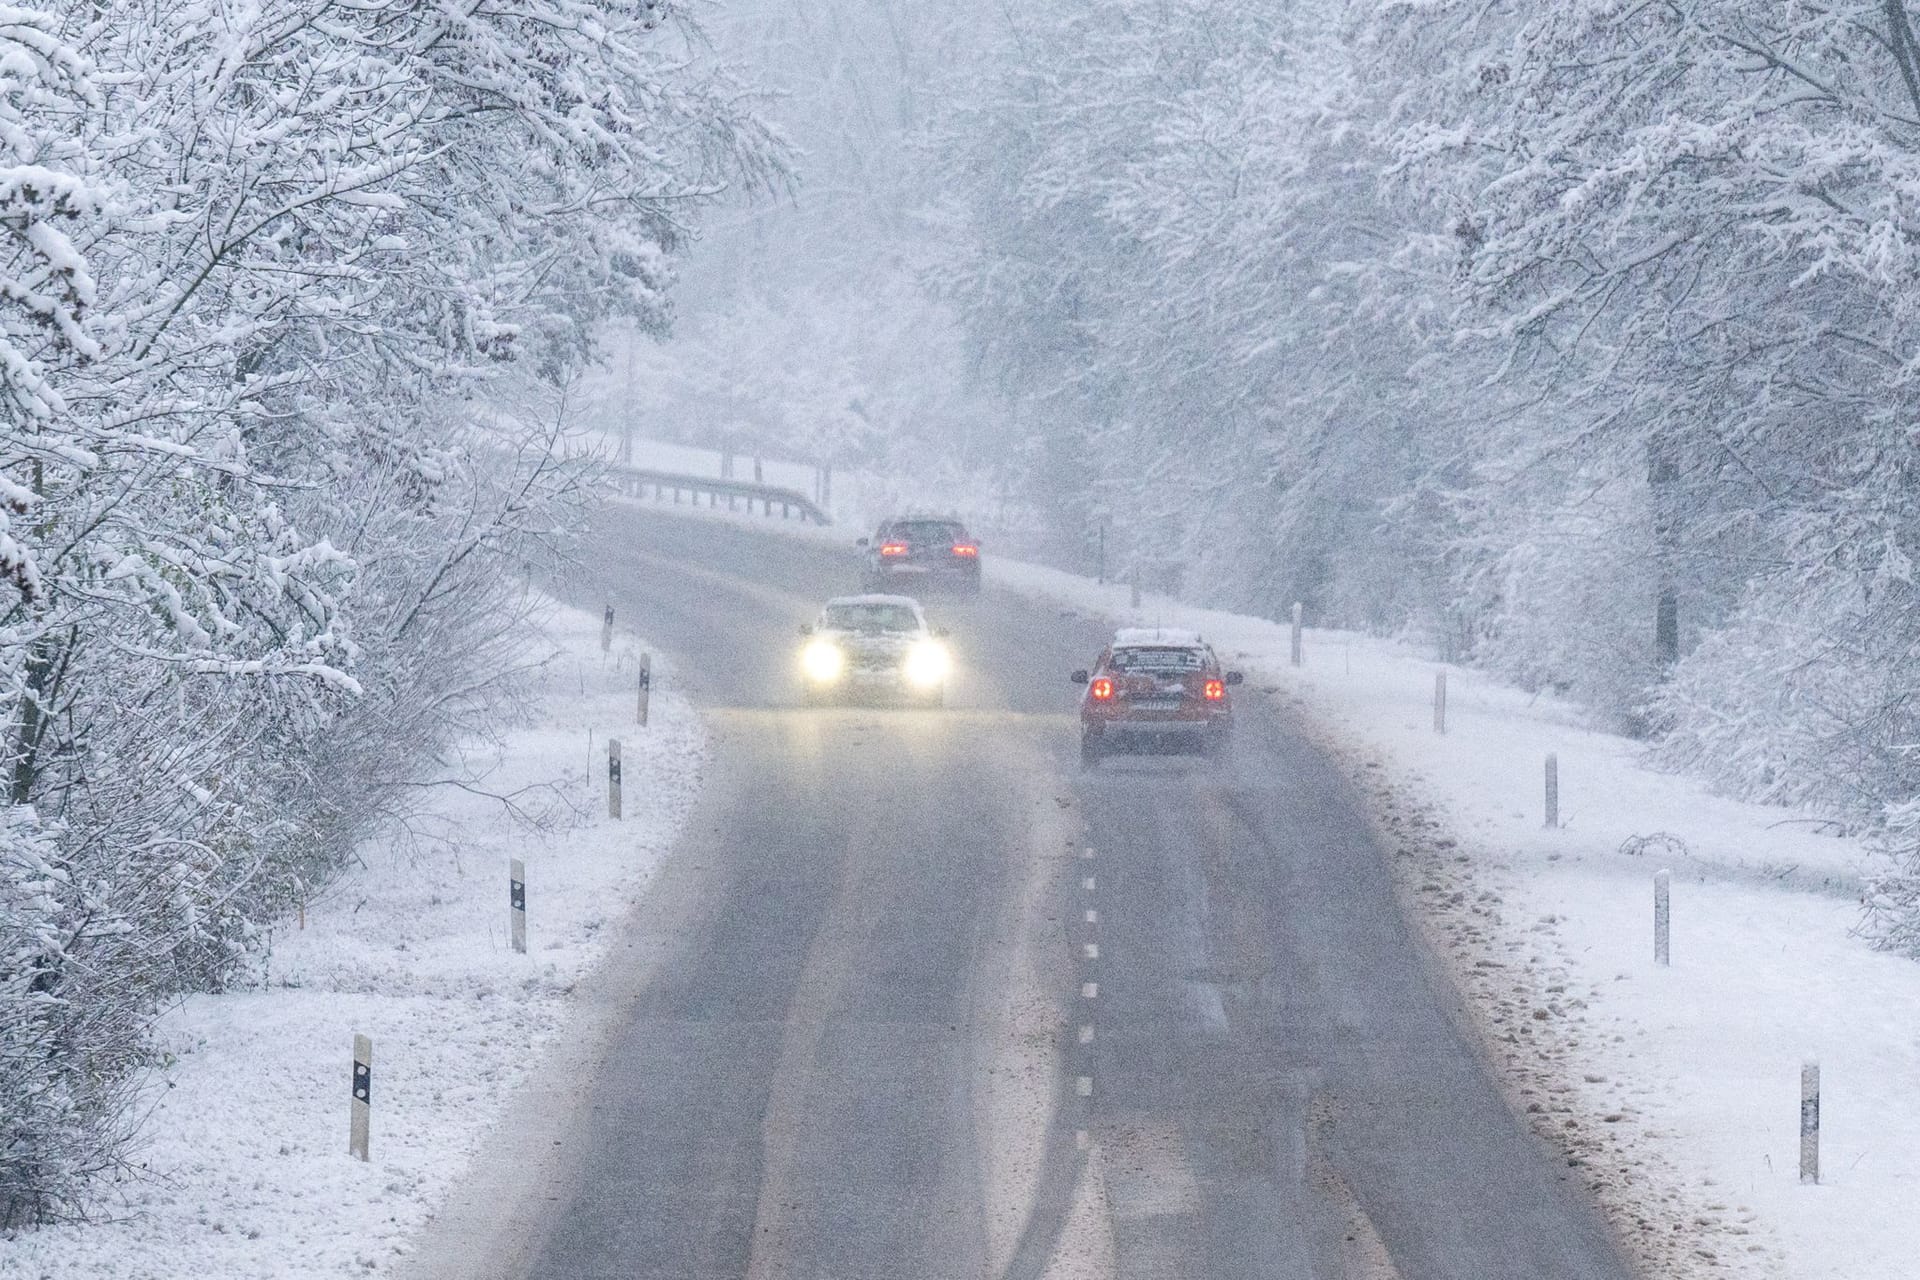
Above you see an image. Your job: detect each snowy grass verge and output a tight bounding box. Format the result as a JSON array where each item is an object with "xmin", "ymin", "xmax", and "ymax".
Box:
[
  {"xmin": 0, "ymin": 602, "xmax": 704, "ymax": 1279},
  {"xmin": 986, "ymin": 556, "xmax": 1919, "ymax": 1280}
]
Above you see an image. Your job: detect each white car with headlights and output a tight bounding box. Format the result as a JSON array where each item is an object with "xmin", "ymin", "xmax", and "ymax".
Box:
[{"xmin": 798, "ymin": 595, "xmax": 952, "ymax": 707}]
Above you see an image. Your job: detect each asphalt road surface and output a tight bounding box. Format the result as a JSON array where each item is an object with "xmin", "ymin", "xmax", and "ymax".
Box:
[{"xmin": 419, "ymin": 501, "xmax": 1636, "ymax": 1280}]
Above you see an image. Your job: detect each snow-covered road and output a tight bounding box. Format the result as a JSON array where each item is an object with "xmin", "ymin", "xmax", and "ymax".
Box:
[{"xmin": 404, "ymin": 503, "xmax": 1633, "ymax": 1280}]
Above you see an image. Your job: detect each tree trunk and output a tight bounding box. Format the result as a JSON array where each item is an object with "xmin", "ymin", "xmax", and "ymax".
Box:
[
  {"xmin": 1649, "ymin": 428, "xmax": 1682, "ymax": 671},
  {"xmin": 12, "ymin": 640, "xmax": 56, "ymax": 804}
]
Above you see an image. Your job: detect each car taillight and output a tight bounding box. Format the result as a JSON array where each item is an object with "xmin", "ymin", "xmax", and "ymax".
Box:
[
  {"xmin": 879, "ymin": 542, "xmax": 909, "ymax": 557},
  {"xmin": 951, "ymin": 544, "xmax": 978, "ymax": 557},
  {"xmin": 1204, "ymin": 679, "xmax": 1226, "ymax": 701},
  {"xmin": 1090, "ymin": 677, "xmax": 1115, "ymax": 701}
]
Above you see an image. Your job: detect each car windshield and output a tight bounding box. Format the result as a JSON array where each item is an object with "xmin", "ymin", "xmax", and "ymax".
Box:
[
  {"xmin": 1109, "ymin": 646, "xmax": 1205, "ymax": 673},
  {"xmin": 890, "ymin": 520, "xmax": 967, "ymax": 545},
  {"xmin": 824, "ymin": 602, "xmax": 920, "ymax": 633}
]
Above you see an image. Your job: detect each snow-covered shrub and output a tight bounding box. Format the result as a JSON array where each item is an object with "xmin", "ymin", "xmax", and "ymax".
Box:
[
  {"xmin": 1865, "ymin": 804, "xmax": 1920, "ymax": 959},
  {"xmin": 0, "ymin": 807, "xmax": 147, "ymax": 1228},
  {"xmin": 1651, "ymin": 574, "xmax": 1919, "ymax": 819},
  {"xmin": 1652, "ymin": 486, "xmax": 1920, "ymax": 955},
  {"xmin": 1464, "ymin": 474, "xmax": 1662, "ymax": 732}
]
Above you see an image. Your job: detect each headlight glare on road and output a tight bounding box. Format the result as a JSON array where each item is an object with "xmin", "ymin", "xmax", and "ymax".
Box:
[
  {"xmin": 802, "ymin": 639, "xmax": 846, "ymax": 683},
  {"xmin": 904, "ymin": 640, "xmax": 951, "ymax": 688}
]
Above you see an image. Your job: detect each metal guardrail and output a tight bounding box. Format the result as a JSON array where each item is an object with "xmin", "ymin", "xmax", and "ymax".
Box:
[{"xmin": 607, "ymin": 464, "xmax": 831, "ymax": 526}]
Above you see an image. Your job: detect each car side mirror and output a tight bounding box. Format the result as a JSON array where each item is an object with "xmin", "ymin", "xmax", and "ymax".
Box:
[
  {"xmin": 1225, "ymin": 671, "xmax": 1244, "ymax": 686},
  {"xmin": 799, "ymin": 623, "xmax": 814, "ymax": 636},
  {"xmin": 855, "ymin": 537, "xmax": 869, "ymax": 547},
  {"xmin": 1070, "ymin": 669, "xmax": 1089, "ymax": 685}
]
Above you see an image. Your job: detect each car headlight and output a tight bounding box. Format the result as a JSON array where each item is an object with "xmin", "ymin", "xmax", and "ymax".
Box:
[
  {"xmin": 904, "ymin": 640, "xmax": 950, "ymax": 688},
  {"xmin": 801, "ymin": 639, "xmax": 846, "ymax": 683}
]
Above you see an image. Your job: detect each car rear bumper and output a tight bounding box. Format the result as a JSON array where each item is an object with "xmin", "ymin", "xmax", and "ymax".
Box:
[
  {"xmin": 1083, "ymin": 715, "xmax": 1228, "ymax": 736},
  {"xmin": 869, "ymin": 562, "xmax": 980, "ymax": 583}
]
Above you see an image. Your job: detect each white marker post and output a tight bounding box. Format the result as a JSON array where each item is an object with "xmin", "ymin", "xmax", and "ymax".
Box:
[
  {"xmin": 601, "ymin": 604, "xmax": 614, "ymax": 654},
  {"xmin": 608, "ymin": 738, "xmax": 623, "ymax": 820},
  {"xmin": 1545, "ymin": 753, "xmax": 1560, "ymax": 829},
  {"xmin": 1800, "ymin": 1061, "xmax": 1820, "ymax": 1184},
  {"xmin": 637, "ymin": 653, "xmax": 652, "ymax": 727},
  {"xmin": 1290, "ymin": 602, "xmax": 1304, "ymax": 667},
  {"xmin": 1433, "ymin": 670, "xmax": 1448, "ymax": 735},
  {"xmin": 349, "ymin": 1034, "xmax": 372, "ymax": 1161},
  {"xmin": 1130, "ymin": 563, "xmax": 1141, "ymax": 609},
  {"xmin": 509, "ymin": 859, "xmax": 526, "ymax": 954},
  {"xmin": 1654, "ymin": 868, "xmax": 1671, "ymax": 966}
]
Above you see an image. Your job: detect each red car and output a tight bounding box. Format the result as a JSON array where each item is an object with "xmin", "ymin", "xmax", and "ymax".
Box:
[{"xmin": 1071, "ymin": 628, "xmax": 1243, "ymax": 764}]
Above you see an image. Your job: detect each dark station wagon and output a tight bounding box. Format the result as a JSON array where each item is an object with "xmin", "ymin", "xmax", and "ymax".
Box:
[{"xmin": 858, "ymin": 517, "xmax": 982, "ymax": 596}]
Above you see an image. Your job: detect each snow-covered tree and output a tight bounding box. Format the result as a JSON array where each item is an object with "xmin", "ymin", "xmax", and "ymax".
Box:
[
  {"xmin": 929, "ymin": 0, "xmax": 1454, "ymax": 616},
  {"xmin": 0, "ymin": 0, "xmax": 781, "ymax": 1223}
]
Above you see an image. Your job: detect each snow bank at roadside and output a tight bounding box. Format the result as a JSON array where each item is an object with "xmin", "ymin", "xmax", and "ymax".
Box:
[
  {"xmin": 0, "ymin": 603, "xmax": 704, "ymax": 1280},
  {"xmin": 987, "ymin": 556, "xmax": 1918, "ymax": 1280}
]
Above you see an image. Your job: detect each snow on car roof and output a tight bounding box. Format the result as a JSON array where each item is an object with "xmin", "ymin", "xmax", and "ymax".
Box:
[
  {"xmin": 826, "ymin": 593, "xmax": 924, "ymax": 609},
  {"xmin": 1112, "ymin": 627, "xmax": 1204, "ymax": 648}
]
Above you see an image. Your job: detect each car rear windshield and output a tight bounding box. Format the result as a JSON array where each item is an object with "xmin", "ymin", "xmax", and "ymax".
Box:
[
  {"xmin": 1109, "ymin": 647, "xmax": 1205, "ymax": 673},
  {"xmin": 890, "ymin": 520, "xmax": 968, "ymax": 545},
  {"xmin": 824, "ymin": 603, "xmax": 920, "ymax": 632}
]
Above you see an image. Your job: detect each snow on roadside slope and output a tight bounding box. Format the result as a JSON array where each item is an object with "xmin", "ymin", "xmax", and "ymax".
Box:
[
  {"xmin": 0, "ymin": 603, "xmax": 704, "ymax": 1280},
  {"xmin": 987, "ymin": 556, "xmax": 1919, "ymax": 1280}
]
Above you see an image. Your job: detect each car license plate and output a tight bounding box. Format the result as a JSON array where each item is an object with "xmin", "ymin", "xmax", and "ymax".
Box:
[{"xmin": 1130, "ymin": 696, "xmax": 1183, "ymax": 710}]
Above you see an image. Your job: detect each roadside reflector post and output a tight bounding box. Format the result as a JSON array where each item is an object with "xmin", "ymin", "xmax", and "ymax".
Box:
[
  {"xmin": 349, "ymin": 1034, "xmax": 372, "ymax": 1161},
  {"xmin": 1433, "ymin": 670, "xmax": 1448, "ymax": 734},
  {"xmin": 1800, "ymin": 1061, "xmax": 1820, "ymax": 1184},
  {"xmin": 1654, "ymin": 868, "xmax": 1671, "ymax": 966},
  {"xmin": 637, "ymin": 653, "xmax": 652, "ymax": 727},
  {"xmin": 1290, "ymin": 602, "xmax": 1303, "ymax": 666},
  {"xmin": 510, "ymin": 859, "xmax": 527, "ymax": 954},
  {"xmin": 601, "ymin": 604, "xmax": 614, "ymax": 654},
  {"xmin": 608, "ymin": 738, "xmax": 623, "ymax": 820},
  {"xmin": 1545, "ymin": 753, "xmax": 1560, "ymax": 829}
]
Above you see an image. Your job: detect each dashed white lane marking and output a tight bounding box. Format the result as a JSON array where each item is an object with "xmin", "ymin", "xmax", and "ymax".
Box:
[{"xmin": 1075, "ymin": 858, "xmax": 1100, "ymax": 1138}]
